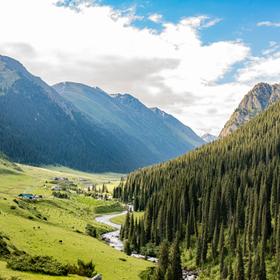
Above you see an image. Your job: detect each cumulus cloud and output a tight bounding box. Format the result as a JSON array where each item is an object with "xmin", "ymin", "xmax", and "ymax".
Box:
[
  {"xmin": 237, "ymin": 52, "xmax": 280, "ymax": 84},
  {"xmin": 0, "ymin": 0, "xmax": 254, "ymax": 135}
]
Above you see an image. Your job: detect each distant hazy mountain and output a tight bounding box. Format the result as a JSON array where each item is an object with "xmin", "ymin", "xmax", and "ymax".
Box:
[
  {"xmin": 220, "ymin": 82, "xmax": 280, "ymax": 137},
  {"xmin": 54, "ymin": 82, "xmax": 204, "ymax": 167},
  {"xmin": 201, "ymin": 133, "xmax": 217, "ymax": 143},
  {"xmin": 0, "ymin": 55, "xmax": 204, "ymax": 172}
]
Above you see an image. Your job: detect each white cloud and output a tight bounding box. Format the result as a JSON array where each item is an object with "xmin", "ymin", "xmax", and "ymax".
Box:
[
  {"xmin": 257, "ymin": 21, "xmax": 280, "ymax": 27},
  {"xmin": 0, "ymin": 0, "xmax": 251, "ymax": 135},
  {"xmin": 237, "ymin": 51, "xmax": 280, "ymax": 84},
  {"xmin": 148, "ymin": 13, "xmax": 163, "ymax": 23},
  {"xmin": 179, "ymin": 16, "xmax": 222, "ymax": 29}
]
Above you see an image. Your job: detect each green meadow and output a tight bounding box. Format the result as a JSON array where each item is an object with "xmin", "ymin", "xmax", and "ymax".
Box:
[
  {"xmin": 0, "ymin": 159, "xmax": 151, "ymax": 279},
  {"xmin": 110, "ymin": 212, "xmax": 144, "ymax": 225}
]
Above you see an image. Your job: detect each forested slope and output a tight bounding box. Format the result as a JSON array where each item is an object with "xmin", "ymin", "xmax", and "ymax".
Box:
[{"xmin": 115, "ymin": 100, "xmax": 280, "ymax": 279}]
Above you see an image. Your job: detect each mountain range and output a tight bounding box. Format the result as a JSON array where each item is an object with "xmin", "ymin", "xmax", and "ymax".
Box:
[
  {"xmin": 201, "ymin": 133, "xmax": 217, "ymax": 143},
  {"xmin": 0, "ymin": 55, "xmax": 204, "ymax": 173},
  {"xmin": 220, "ymin": 82, "xmax": 280, "ymax": 137}
]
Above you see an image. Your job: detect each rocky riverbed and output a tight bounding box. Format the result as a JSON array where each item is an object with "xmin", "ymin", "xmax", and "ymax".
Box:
[{"xmin": 95, "ymin": 211, "xmax": 198, "ymax": 279}]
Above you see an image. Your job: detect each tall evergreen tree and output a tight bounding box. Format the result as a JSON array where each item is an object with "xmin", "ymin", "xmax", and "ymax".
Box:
[
  {"xmin": 155, "ymin": 241, "xmax": 169, "ymax": 280},
  {"xmin": 235, "ymin": 244, "xmax": 245, "ymax": 280},
  {"xmin": 169, "ymin": 237, "xmax": 182, "ymax": 280}
]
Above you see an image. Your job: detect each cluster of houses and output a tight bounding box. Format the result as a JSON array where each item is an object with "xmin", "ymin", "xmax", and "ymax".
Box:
[
  {"xmin": 17, "ymin": 177, "xmax": 114, "ymax": 202},
  {"xmin": 17, "ymin": 193, "xmax": 42, "ymax": 201},
  {"xmin": 52, "ymin": 177, "xmax": 69, "ymax": 182},
  {"xmin": 51, "ymin": 185, "xmax": 62, "ymax": 191}
]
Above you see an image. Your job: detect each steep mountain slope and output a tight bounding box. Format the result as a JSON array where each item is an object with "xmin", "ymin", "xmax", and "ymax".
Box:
[
  {"xmin": 150, "ymin": 107, "xmax": 204, "ymax": 147},
  {"xmin": 115, "ymin": 100, "xmax": 280, "ymax": 279},
  {"xmin": 0, "ymin": 55, "xmax": 140, "ymax": 172},
  {"xmin": 220, "ymin": 82, "xmax": 280, "ymax": 137},
  {"xmin": 201, "ymin": 133, "xmax": 217, "ymax": 143},
  {"xmin": 0, "ymin": 55, "xmax": 203, "ymax": 173},
  {"xmin": 53, "ymin": 82, "xmax": 204, "ymax": 165}
]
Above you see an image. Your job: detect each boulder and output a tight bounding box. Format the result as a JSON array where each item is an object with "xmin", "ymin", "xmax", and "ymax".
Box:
[{"xmin": 91, "ymin": 274, "xmax": 102, "ymax": 280}]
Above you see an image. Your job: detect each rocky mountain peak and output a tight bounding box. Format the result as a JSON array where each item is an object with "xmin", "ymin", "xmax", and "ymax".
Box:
[{"xmin": 219, "ymin": 82, "xmax": 280, "ymax": 138}]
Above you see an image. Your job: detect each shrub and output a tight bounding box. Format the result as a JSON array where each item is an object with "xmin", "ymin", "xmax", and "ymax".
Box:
[
  {"xmin": 12, "ymin": 199, "xmax": 18, "ymax": 204},
  {"xmin": 0, "ymin": 277, "xmax": 21, "ymax": 280},
  {"xmin": 124, "ymin": 240, "xmax": 132, "ymax": 255},
  {"xmin": 52, "ymin": 192, "xmax": 69, "ymax": 199},
  {"xmin": 140, "ymin": 243, "xmax": 158, "ymax": 257},
  {"xmin": 7, "ymin": 254, "xmax": 68, "ymax": 276},
  {"xmin": 0, "ymin": 237, "xmax": 10, "ymax": 257},
  {"xmin": 139, "ymin": 267, "xmax": 156, "ymax": 280},
  {"xmin": 68, "ymin": 259, "xmax": 95, "ymax": 277},
  {"xmin": 85, "ymin": 224, "xmax": 98, "ymax": 238},
  {"xmin": 10, "ymin": 206, "xmax": 16, "ymax": 210},
  {"xmin": 94, "ymin": 202, "xmax": 123, "ymax": 214}
]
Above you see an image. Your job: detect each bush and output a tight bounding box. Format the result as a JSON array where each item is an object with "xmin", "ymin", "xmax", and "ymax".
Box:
[
  {"xmin": 10, "ymin": 206, "xmax": 16, "ymax": 210},
  {"xmin": 124, "ymin": 240, "xmax": 132, "ymax": 255},
  {"xmin": 94, "ymin": 202, "xmax": 123, "ymax": 214},
  {"xmin": 52, "ymin": 192, "xmax": 69, "ymax": 199},
  {"xmin": 0, "ymin": 277, "xmax": 21, "ymax": 280},
  {"xmin": 139, "ymin": 267, "xmax": 156, "ymax": 280},
  {"xmin": 7, "ymin": 254, "xmax": 68, "ymax": 276},
  {"xmin": 140, "ymin": 243, "xmax": 158, "ymax": 257},
  {"xmin": 85, "ymin": 224, "xmax": 98, "ymax": 238},
  {"xmin": 0, "ymin": 237, "xmax": 10, "ymax": 257},
  {"xmin": 68, "ymin": 259, "xmax": 95, "ymax": 277},
  {"xmin": 12, "ymin": 199, "xmax": 19, "ymax": 204}
]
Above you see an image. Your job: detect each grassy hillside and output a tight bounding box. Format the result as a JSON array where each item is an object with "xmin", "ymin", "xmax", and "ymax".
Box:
[{"xmin": 0, "ymin": 160, "xmax": 151, "ymax": 279}]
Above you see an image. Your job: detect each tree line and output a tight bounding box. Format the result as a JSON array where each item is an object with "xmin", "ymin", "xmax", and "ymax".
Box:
[{"xmin": 114, "ymin": 101, "xmax": 280, "ymax": 279}]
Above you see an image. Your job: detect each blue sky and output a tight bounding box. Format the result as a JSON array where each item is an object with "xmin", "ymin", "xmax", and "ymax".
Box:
[
  {"xmin": 1, "ymin": 0, "xmax": 280, "ymax": 134},
  {"xmin": 101, "ymin": 0, "xmax": 280, "ymax": 84},
  {"xmin": 103, "ymin": 0, "xmax": 280, "ymax": 53},
  {"xmin": 60, "ymin": 0, "xmax": 280, "ymax": 54}
]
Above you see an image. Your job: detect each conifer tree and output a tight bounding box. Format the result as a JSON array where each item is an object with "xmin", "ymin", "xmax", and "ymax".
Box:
[
  {"xmin": 247, "ymin": 252, "xmax": 252, "ymax": 280},
  {"xmin": 124, "ymin": 240, "xmax": 132, "ymax": 255},
  {"xmin": 155, "ymin": 240, "xmax": 169, "ymax": 280},
  {"xmin": 228, "ymin": 263, "xmax": 234, "ymax": 280},
  {"xmin": 169, "ymin": 237, "xmax": 182, "ymax": 280},
  {"xmin": 235, "ymin": 244, "xmax": 244, "ymax": 280},
  {"xmin": 164, "ymin": 266, "xmax": 173, "ymax": 280}
]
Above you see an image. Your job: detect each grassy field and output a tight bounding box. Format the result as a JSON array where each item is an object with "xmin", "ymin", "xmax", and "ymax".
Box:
[
  {"xmin": 0, "ymin": 160, "xmax": 152, "ymax": 279},
  {"xmin": 110, "ymin": 211, "xmax": 144, "ymax": 225}
]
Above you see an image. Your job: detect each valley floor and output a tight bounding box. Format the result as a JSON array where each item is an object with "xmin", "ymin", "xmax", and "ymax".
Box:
[{"xmin": 0, "ymin": 161, "xmax": 151, "ymax": 279}]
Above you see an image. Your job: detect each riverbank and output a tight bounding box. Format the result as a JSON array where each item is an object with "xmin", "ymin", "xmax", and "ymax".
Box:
[
  {"xmin": 95, "ymin": 211, "xmax": 127, "ymax": 251},
  {"xmin": 95, "ymin": 211, "xmax": 158, "ymax": 263}
]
